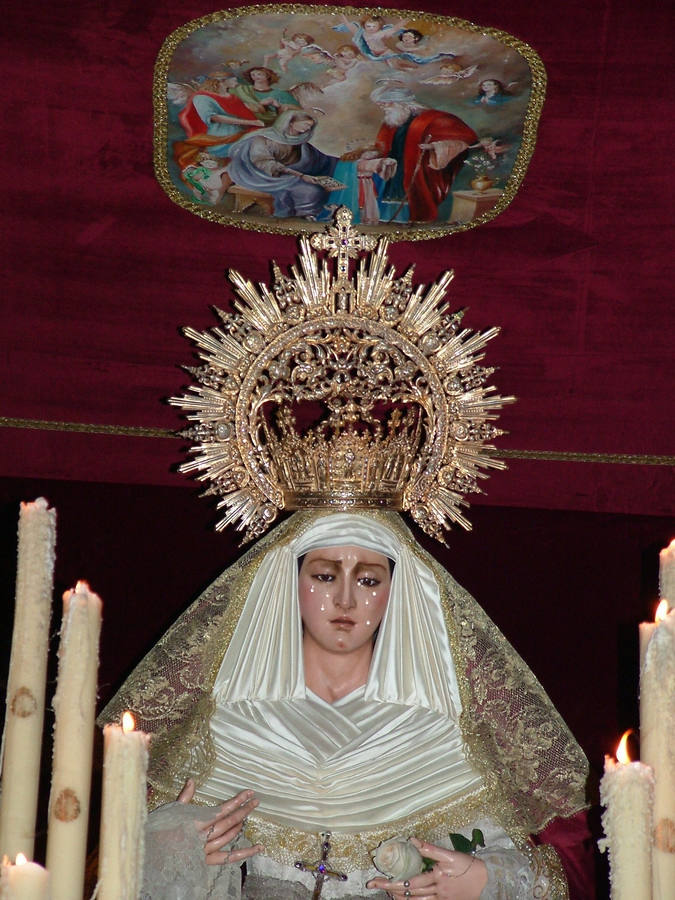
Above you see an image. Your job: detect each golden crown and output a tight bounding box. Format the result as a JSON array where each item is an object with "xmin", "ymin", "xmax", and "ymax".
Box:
[{"xmin": 171, "ymin": 208, "xmax": 514, "ymax": 542}]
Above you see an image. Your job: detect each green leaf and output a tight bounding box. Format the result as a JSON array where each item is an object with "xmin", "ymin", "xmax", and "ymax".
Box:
[
  {"xmin": 471, "ymin": 829, "xmax": 485, "ymax": 850},
  {"xmin": 449, "ymin": 832, "xmax": 473, "ymax": 854},
  {"xmin": 449, "ymin": 828, "xmax": 485, "ymax": 854}
]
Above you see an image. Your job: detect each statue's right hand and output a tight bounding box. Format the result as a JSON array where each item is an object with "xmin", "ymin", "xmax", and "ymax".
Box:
[{"xmin": 177, "ymin": 779, "xmax": 263, "ymax": 866}]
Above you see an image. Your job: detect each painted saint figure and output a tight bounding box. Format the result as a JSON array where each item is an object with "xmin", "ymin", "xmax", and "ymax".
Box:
[
  {"xmin": 366, "ymin": 86, "xmax": 478, "ymax": 223},
  {"xmin": 473, "ymin": 79, "xmax": 512, "ymax": 106},
  {"xmin": 231, "ymin": 67, "xmax": 301, "ymax": 124},
  {"xmin": 169, "ymin": 73, "xmax": 264, "ymax": 173},
  {"xmin": 226, "ymin": 110, "xmax": 339, "ymax": 219}
]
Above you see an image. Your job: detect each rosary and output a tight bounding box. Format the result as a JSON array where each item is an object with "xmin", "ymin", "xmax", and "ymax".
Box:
[{"xmin": 295, "ymin": 832, "xmax": 348, "ymax": 899}]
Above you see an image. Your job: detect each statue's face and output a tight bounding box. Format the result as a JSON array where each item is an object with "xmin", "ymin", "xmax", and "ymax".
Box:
[{"xmin": 298, "ymin": 545, "xmax": 391, "ymax": 655}]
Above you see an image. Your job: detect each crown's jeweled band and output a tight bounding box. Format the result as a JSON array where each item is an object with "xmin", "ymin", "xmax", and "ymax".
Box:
[{"xmin": 284, "ymin": 493, "xmax": 404, "ymax": 510}]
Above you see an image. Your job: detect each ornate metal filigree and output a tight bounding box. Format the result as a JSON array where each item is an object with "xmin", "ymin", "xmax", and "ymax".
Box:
[{"xmin": 170, "ymin": 208, "xmax": 514, "ymax": 542}]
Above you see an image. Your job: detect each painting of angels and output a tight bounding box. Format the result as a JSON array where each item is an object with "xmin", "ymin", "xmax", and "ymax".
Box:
[{"xmin": 154, "ymin": 5, "xmax": 545, "ymax": 239}]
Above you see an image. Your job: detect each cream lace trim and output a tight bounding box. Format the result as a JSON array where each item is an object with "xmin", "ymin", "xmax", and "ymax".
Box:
[
  {"xmin": 242, "ymin": 785, "xmax": 493, "ymax": 872},
  {"xmin": 523, "ymin": 843, "xmax": 570, "ymax": 899}
]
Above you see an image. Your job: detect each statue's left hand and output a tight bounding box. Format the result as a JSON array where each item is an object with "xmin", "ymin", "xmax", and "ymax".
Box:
[
  {"xmin": 366, "ymin": 837, "xmax": 487, "ymax": 899},
  {"xmin": 177, "ymin": 779, "xmax": 263, "ymax": 866}
]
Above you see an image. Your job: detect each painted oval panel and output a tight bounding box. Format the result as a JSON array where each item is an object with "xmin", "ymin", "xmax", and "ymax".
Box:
[{"xmin": 154, "ymin": 4, "xmax": 545, "ymax": 240}]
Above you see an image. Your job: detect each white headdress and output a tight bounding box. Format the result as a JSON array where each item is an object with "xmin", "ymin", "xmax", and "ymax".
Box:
[{"xmin": 216, "ymin": 513, "xmax": 461, "ymax": 719}]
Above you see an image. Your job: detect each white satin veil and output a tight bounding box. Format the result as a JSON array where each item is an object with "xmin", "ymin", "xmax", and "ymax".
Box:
[
  {"xmin": 214, "ymin": 512, "xmax": 461, "ymax": 719},
  {"xmin": 199, "ymin": 513, "xmax": 481, "ymax": 835}
]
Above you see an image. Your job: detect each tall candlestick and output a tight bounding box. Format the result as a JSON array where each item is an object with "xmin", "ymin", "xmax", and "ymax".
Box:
[
  {"xmin": 640, "ymin": 605, "xmax": 675, "ymax": 899},
  {"xmin": 659, "ymin": 539, "xmax": 675, "ymax": 605},
  {"xmin": 599, "ymin": 732, "xmax": 654, "ymax": 900},
  {"xmin": 0, "ymin": 498, "xmax": 56, "ymax": 862},
  {"xmin": 97, "ymin": 712, "xmax": 149, "ymax": 900},
  {"xmin": 1, "ymin": 854, "xmax": 50, "ymax": 900},
  {"xmin": 45, "ymin": 581, "xmax": 102, "ymax": 900}
]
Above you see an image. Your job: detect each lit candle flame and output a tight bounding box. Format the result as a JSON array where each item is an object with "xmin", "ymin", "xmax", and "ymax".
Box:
[
  {"xmin": 655, "ymin": 599, "xmax": 669, "ymax": 623},
  {"xmin": 15, "ymin": 853, "xmax": 27, "ymax": 866},
  {"xmin": 122, "ymin": 711, "xmax": 136, "ymax": 733},
  {"xmin": 616, "ymin": 730, "xmax": 633, "ymax": 764}
]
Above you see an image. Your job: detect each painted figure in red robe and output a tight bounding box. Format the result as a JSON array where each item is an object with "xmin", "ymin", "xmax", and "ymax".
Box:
[{"xmin": 369, "ymin": 85, "xmax": 477, "ymax": 223}]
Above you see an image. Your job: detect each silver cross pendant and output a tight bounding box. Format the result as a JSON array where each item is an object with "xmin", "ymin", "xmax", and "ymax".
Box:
[{"xmin": 294, "ymin": 832, "xmax": 348, "ymax": 899}]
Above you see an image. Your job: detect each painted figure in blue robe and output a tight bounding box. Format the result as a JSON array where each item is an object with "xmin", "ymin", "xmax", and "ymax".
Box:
[
  {"xmin": 227, "ymin": 110, "xmax": 343, "ymax": 219},
  {"xmin": 473, "ymin": 79, "xmax": 512, "ymax": 106}
]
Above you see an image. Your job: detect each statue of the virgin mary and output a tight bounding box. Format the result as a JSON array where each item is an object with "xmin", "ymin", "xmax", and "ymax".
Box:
[{"xmin": 100, "ymin": 211, "xmax": 594, "ymax": 899}]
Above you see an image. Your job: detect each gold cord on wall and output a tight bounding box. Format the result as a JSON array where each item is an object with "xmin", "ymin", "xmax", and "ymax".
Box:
[{"xmin": 0, "ymin": 417, "xmax": 672, "ymax": 467}]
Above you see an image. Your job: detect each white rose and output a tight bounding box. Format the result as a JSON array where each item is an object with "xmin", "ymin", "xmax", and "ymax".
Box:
[{"xmin": 371, "ymin": 837, "xmax": 424, "ymax": 880}]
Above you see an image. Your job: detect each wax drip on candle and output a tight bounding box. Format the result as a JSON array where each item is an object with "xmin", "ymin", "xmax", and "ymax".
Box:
[
  {"xmin": 660, "ymin": 538, "xmax": 675, "ymax": 602},
  {"xmin": 654, "ymin": 599, "xmax": 669, "ymax": 623},
  {"xmin": 599, "ymin": 728, "xmax": 654, "ymax": 899}
]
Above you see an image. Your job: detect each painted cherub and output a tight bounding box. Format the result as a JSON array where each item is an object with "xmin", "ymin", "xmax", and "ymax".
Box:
[
  {"xmin": 264, "ymin": 30, "xmax": 317, "ymax": 71},
  {"xmin": 388, "ymin": 29, "xmax": 461, "ymax": 69},
  {"xmin": 325, "ymin": 45, "xmax": 362, "ymax": 82},
  {"xmin": 333, "ymin": 14, "xmax": 407, "ymax": 60},
  {"xmin": 421, "ymin": 60, "xmax": 479, "ymax": 85}
]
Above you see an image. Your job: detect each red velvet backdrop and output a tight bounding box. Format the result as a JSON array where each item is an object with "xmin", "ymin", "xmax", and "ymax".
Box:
[
  {"xmin": 0, "ymin": 0, "xmax": 672, "ymax": 512},
  {"xmin": 1, "ymin": 1, "xmax": 674, "ymax": 896}
]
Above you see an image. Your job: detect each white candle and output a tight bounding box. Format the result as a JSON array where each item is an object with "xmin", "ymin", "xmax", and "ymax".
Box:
[
  {"xmin": 97, "ymin": 712, "xmax": 150, "ymax": 900},
  {"xmin": 659, "ymin": 539, "xmax": 675, "ymax": 604},
  {"xmin": 1, "ymin": 854, "xmax": 50, "ymax": 900},
  {"xmin": 45, "ymin": 581, "xmax": 102, "ymax": 900},
  {"xmin": 639, "ymin": 600, "xmax": 668, "ymax": 672},
  {"xmin": 599, "ymin": 732, "xmax": 654, "ymax": 900},
  {"xmin": 640, "ymin": 605, "xmax": 675, "ymax": 900},
  {"xmin": 0, "ymin": 498, "xmax": 56, "ymax": 862}
]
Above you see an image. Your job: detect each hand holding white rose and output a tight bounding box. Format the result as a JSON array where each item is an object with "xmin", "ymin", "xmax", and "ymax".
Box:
[
  {"xmin": 371, "ymin": 837, "xmax": 425, "ymax": 881},
  {"xmin": 368, "ymin": 837, "xmax": 487, "ymax": 899}
]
